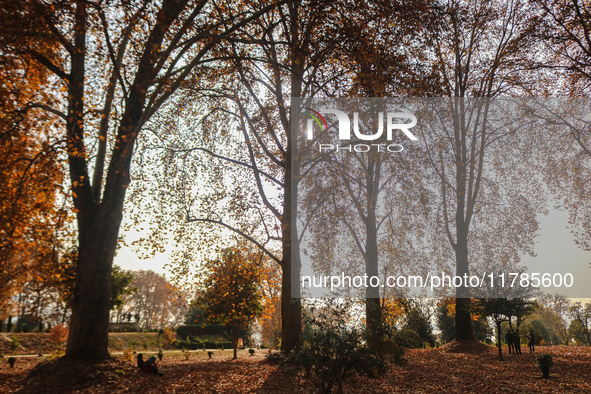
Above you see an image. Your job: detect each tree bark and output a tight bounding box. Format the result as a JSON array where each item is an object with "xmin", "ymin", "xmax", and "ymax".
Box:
[
  {"xmin": 281, "ymin": 135, "xmax": 302, "ymax": 352},
  {"xmin": 66, "ymin": 208, "xmax": 123, "ymax": 359},
  {"xmin": 495, "ymin": 320, "xmax": 503, "ymax": 361},
  {"xmin": 365, "ymin": 198, "xmax": 381, "ymax": 338},
  {"xmin": 454, "ymin": 226, "xmax": 474, "ymax": 340},
  {"xmin": 232, "ymin": 328, "xmax": 238, "ymax": 360}
]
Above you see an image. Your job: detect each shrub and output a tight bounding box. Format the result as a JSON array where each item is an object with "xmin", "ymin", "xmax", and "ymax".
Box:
[
  {"xmin": 536, "ymin": 353, "xmax": 554, "ymax": 368},
  {"xmin": 404, "ymin": 308, "xmax": 436, "ymax": 347},
  {"xmin": 283, "ymin": 301, "xmax": 405, "ymax": 394},
  {"xmin": 536, "ymin": 353, "xmax": 554, "ymax": 378},
  {"xmin": 9, "ymin": 336, "xmax": 20, "ymax": 353},
  {"xmin": 163, "ymin": 327, "xmax": 176, "ymax": 345},
  {"xmin": 48, "ymin": 349, "xmax": 64, "ymax": 360},
  {"xmin": 395, "ymin": 329, "xmax": 423, "ymax": 349},
  {"xmin": 265, "ymin": 351, "xmax": 285, "ymax": 365},
  {"xmin": 122, "ymin": 348, "xmax": 133, "ymax": 362},
  {"xmin": 176, "ymin": 324, "xmax": 228, "ymax": 338}
]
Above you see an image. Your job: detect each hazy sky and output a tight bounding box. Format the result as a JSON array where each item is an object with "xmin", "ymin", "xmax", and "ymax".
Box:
[{"xmin": 520, "ymin": 207, "xmax": 591, "ymax": 299}]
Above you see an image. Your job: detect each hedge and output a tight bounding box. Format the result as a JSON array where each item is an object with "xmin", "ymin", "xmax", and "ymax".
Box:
[
  {"xmin": 176, "ymin": 325, "xmax": 228, "ymax": 337},
  {"xmin": 174, "ymin": 340, "xmax": 234, "ymax": 350}
]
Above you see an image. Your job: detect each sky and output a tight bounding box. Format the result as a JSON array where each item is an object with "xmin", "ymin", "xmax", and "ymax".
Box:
[
  {"xmin": 520, "ymin": 207, "xmax": 591, "ymax": 300},
  {"xmin": 113, "ymin": 244, "xmax": 169, "ymax": 275}
]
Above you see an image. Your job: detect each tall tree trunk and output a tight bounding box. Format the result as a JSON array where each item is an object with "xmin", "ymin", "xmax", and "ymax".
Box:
[
  {"xmin": 281, "ymin": 142, "xmax": 302, "ymax": 352},
  {"xmin": 365, "ymin": 208, "xmax": 381, "ymax": 338},
  {"xmin": 279, "ymin": 18, "xmax": 307, "ymax": 352},
  {"xmin": 66, "ymin": 212, "xmax": 122, "ymax": 359},
  {"xmin": 454, "ymin": 226, "xmax": 474, "ymax": 340}
]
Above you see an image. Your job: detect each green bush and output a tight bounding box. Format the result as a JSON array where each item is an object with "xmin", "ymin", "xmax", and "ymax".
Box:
[
  {"xmin": 395, "ymin": 329, "xmax": 423, "ymax": 349},
  {"xmin": 265, "ymin": 351, "xmax": 285, "ymax": 365},
  {"xmin": 404, "ymin": 308, "xmax": 436, "ymax": 347},
  {"xmin": 283, "ymin": 301, "xmax": 405, "ymax": 394},
  {"xmin": 176, "ymin": 324, "xmax": 228, "ymax": 337},
  {"xmin": 9, "ymin": 336, "xmax": 20, "ymax": 353},
  {"xmin": 536, "ymin": 353, "xmax": 554, "ymax": 368},
  {"xmin": 173, "ymin": 340, "xmax": 232, "ymax": 350}
]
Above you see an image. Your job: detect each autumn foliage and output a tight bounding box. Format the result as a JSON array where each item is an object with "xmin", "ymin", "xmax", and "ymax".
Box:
[
  {"xmin": 0, "ymin": 43, "xmax": 69, "ymax": 318},
  {"xmin": 197, "ymin": 247, "xmax": 263, "ymax": 359},
  {"xmin": 49, "ymin": 323, "xmax": 68, "ymax": 350}
]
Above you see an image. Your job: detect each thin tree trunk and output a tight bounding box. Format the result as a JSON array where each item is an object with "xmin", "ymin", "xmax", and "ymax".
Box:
[
  {"xmin": 232, "ymin": 328, "xmax": 238, "ymax": 359},
  {"xmin": 496, "ymin": 320, "xmax": 503, "ymax": 361}
]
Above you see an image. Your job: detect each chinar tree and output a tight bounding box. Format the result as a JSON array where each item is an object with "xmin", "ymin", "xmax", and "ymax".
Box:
[
  {"xmin": 1, "ymin": 0, "xmax": 281, "ymax": 360},
  {"xmin": 419, "ymin": 0, "xmax": 545, "ymax": 341}
]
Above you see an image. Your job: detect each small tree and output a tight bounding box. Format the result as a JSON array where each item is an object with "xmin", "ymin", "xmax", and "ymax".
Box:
[
  {"xmin": 197, "ymin": 247, "xmax": 263, "ymax": 359},
  {"xmin": 110, "ymin": 265, "xmax": 135, "ymax": 322},
  {"xmin": 569, "ymin": 302, "xmax": 591, "ymax": 346},
  {"xmin": 162, "ymin": 327, "xmax": 177, "ymax": 347},
  {"xmin": 475, "ymin": 298, "xmax": 534, "ymax": 361},
  {"xmin": 404, "ymin": 307, "xmax": 436, "ymax": 348}
]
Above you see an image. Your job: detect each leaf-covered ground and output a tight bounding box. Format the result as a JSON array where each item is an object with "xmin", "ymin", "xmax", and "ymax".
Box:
[{"xmin": 1, "ymin": 345, "xmax": 590, "ymax": 393}]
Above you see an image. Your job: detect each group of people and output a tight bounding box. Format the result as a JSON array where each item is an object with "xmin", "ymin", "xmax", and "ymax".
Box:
[
  {"xmin": 505, "ymin": 329, "xmax": 536, "ymax": 354},
  {"xmin": 137, "ymin": 353, "xmax": 164, "ymax": 376}
]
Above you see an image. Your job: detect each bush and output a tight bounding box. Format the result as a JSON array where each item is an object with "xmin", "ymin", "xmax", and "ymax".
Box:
[
  {"xmin": 395, "ymin": 329, "xmax": 423, "ymax": 349},
  {"xmin": 283, "ymin": 301, "xmax": 405, "ymax": 394},
  {"xmin": 122, "ymin": 348, "xmax": 133, "ymax": 362},
  {"xmin": 173, "ymin": 340, "xmax": 232, "ymax": 350},
  {"xmin": 404, "ymin": 308, "xmax": 436, "ymax": 347},
  {"xmin": 176, "ymin": 324, "xmax": 227, "ymax": 338},
  {"xmin": 9, "ymin": 336, "xmax": 20, "ymax": 353},
  {"xmin": 536, "ymin": 353, "xmax": 554, "ymax": 368},
  {"xmin": 162, "ymin": 327, "xmax": 177, "ymax": 345}
]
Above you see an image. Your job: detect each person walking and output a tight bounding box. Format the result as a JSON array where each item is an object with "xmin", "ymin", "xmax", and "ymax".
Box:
[
  {"xmin": 505, "ymin": 330, "xmax": 514, "ymax": 354},
  {"xmin": 514, "ymin": 329, "xmax": 522, "ymax": 354},
  {"xmin": 526, "ymin": 330, "xmax": 535, "ymax": 353}
]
